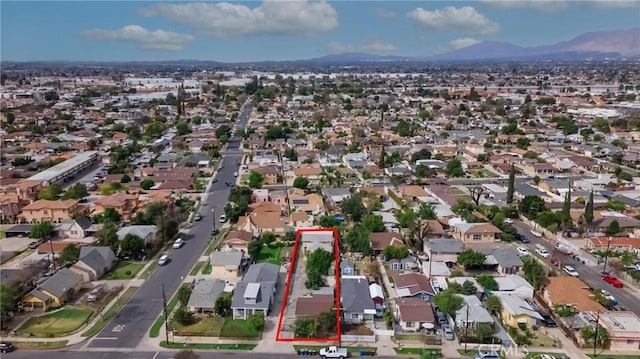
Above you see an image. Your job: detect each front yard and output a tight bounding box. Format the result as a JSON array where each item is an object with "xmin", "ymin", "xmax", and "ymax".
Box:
[
  {"xmin": 256, "ymin": 245, "xmax": 284, "ymax": 265},
  {"xmin": 17, "ymin": 307, "xmax": 94, "ymax": 337},
  {"xmin": 342, "ymin": 324, "xmax": 374, "ymax": 335},
  {"xmin": 220, "ymin": 317, "xmax": 262, "ymax": 339},
  {"xmin": 171, "ymin": 316, "xmax": 224, "ymax": 336},
  {"xmin": 103, "ymin": 261, "xmax": 145, "ymax": 280}
]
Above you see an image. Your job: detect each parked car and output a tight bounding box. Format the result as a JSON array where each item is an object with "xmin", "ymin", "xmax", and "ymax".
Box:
[
  {"xmin": 515, "ymin": 234, "xmax": 529, "ymax": 243},
  {"xmin": 517, "ymin": 247, "xmax": 530, "ymax": 256},
  {"xmin": 158, "ymin": 255, "xmax": 170, "ymax": 266},
  {"xmin": 505, "ymin": 218, "xmax": 514, "ymax": 224},
  {"xmin": 442, "ymin": 325, "xmax": 455, "ymax": 340},
  {"xmin": 599, "ymin": 289, "xmax": 618, "ymax": 305},
  {"xmin": 28, "ymin": 240, "xmax": 41, "ymax": 249},
  {"xmin": 475, "ymin": 351, "xmax": 500, "ymax": 359},
  {"xmin": 601, "ymin": 273, "xmax": 624, "ymax": 288},
  {"xmin": 173, "ymin": 238, "xmax": 184, "ymax": 249},
  {"xmin": 193, "ymin": 214, "xmax": 202, "ymax": 221},
  {"xmin": 219, "ymin": 214, "xmax": 227, "ymax": 223},
  {"xmin": 436, "ymin": 311, "xmax": 447, "ymax": 325},
  {"xmin": 536, "ymin": 247, "xmax": 550, "ymax": 258},
  {"xmin": 0, "ymin": 342, "xmax": 15, "ymax": 353},
  {"xmin": 563, "ymin": 265, "xmax": 579, "ymax": 277},
  {"xmin": 540, "ymin": 313, "xmax": 557, "ymax": 327},
  {"xmin": 318, "ymin": 346, "xmax": 348, "ymax": 358}
]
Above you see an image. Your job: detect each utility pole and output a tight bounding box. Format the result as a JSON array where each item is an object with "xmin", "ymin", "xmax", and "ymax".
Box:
[
  {"xmin": 602, "ymin": 237, "xmax": 612, "ymax": 274},
  {"xmin": 464, "ymin": 303, "xmax": 470, "ymax": 352},
  {"xmin": 593, "ymin": 311, "xmax": 601, "ymax": 357},
  {"xmin": 162, "ymin": 284, "xmax": 170, "ymax": 344},
  {"xmin": 212, "ymin": 208, "xmax": 216, "ymax": 233},
  {"xmin": 48, "ymin": 238, "xmax": 56, "ymax": 271}
]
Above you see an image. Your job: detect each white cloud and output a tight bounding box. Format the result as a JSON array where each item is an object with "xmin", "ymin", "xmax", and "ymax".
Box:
[
  {"xmin": 82, "ymin": 25, "xmax": 194, "ymax": 51},
  {"xmin": 138, "ymin": 0, "xmax": 338, "ymax": 38},
  {"xmin": 375, "ymin": 9, "xmax": 396, "ymax": 18},
  {"xmin": 327, "ymin": 40, "xmax": 396, "ymax": 53},
  {"xmin": 450, "ymin": 38, "xmax": 481, "ymax": 50},
  {"xmin": 479, "ymin": 0, "xmax": 570, "ymax": 11},
  {"xmin": 407, "ymin": 6, "xmax": 499, "ymax": 34}
]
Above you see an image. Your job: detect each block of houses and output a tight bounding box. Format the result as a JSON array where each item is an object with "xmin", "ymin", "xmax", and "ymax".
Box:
[
  {"xmin": 392, "ymin": 272, "xmax": 435, "ymax": 302},
  {"xmin": 94, "ymin": 193, "xmax": 139, "ymax": 222},
  {"xmin": 497, "ymin": 293, "xmax": 543, "ymax": 329},
  {"xmin": 117, "ymin": 225, "xmax": 157, "ymax": 244},
  {"xmin": 223, "ymin": 230, "xmax": 254, "ymax": 252},
  {"xmin": 70, "ymin": 246, "xmax": 116, "ymax": 281},
  {"xmin": 209, "ymin": 249, "xmax": 243, "ymax": 280},
  {"xmin": 455, "ymin": 295, "xmax": 495, "ymax": 329},
  {"xmin": 424, "ymin": 239, "xmax": 464, "ymax": 264},
  {"xmin": 22, "ymin": 268, "xmax": 83, "ymax": 311},
  {"xmin": 543, "ymin": 277, "xmax": 606, "ymax": 313},
  {"xmin": 395, "ymin": 297, "xmax": 436, "ymax": 332},
  {"xmin": 231, "ymin": 262, "xmax": 279, "ymax": 319},
  {"xmin": 597, "ymin": 311, "xmax": 640, "ymax": 351},
  {"xmin": 19, "ymin": 199, "xmax": 84, "ymax": 223},
  {"xmin": 188, "ymin": 278, "xmax": 227, "ymax": 315},
  {"xmin": 452, "ymin": 222, "xmax": 502, "ymax": 243},
  {"xmin": 493, "ymin": 275, "xmax": 534, "ymax": 299},
  {"xmin": 295, "ymin": 294, "xmax": 334, "ymax": 317},
  {"xmin": 369, "ymin": 232, "xmax": 404, "ymax": 256},
  {"xmin": 341, "ymin": 277, "xmax": 376, "ymax": 324},
  {"xmin": 480, "ymin": 247, "xmax": 523, "ymax": 274}
]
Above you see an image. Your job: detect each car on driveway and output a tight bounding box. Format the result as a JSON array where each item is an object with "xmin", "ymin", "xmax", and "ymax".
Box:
[
  {"xmin": 442, "ymin": 325, "xmax": 455, "ymax": 340},
  {"xmin": 563, "ymin": 265, "xmax": 579, "ymax": 277},
  {"xmin": 173, "ymin": 238, "xmax": 184, "ymax": 249},
  {"xmin": 158, "ymin": 254, "xmax": 170, "ymax": 266},
  {"xmin": 517, "ymin": 247, "xmax": 530, "ymax": 256},
  {"xmin": 601, "ymin": 273, "xmax": 624, "ymax": 288}
]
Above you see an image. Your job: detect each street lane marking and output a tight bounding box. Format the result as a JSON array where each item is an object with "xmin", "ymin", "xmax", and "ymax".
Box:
[
  {"xmin": 112, "ymin": 324, "xmax": 125, "ymax": 332},
  {"xmin": 93, "ymin": 337, "xmax": 119, "ymax": 340},
  {"xmin": 152, "ymin": 352, "xmax": 159, "ymax": 359}
]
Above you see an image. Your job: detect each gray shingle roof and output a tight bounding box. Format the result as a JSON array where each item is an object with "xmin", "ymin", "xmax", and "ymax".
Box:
[
  {"xmin": 39, "ymin": 268, "xmax": 82, "ymax": 298},
  {"xmin": 341, "ymin": 277, "xmax": 375, "ymax": 313},
  {"xmin": 210, "ymin": 249, "xmax": 243, "ymax": 267},
  {"xmin": 425, "ymin": 239, "xmax": 465, "ymax": 254},
  {"xmin": 231, "ymin": 281, "xmax": 275, "ymax": 310},
  {"xmin": 242, "ymin": 262, "xmax": 279, "ymax": 283},
  {"xmin": 187, "ymin": 279, "xmax": 226, "ymax": 309},
  {"xmin": 481, "ymin": 248, "xmax": 523, "ymax": 268}
]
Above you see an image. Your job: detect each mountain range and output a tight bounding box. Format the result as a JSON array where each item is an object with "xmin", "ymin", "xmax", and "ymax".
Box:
[{"xmin": 307, "ymin": 27, "xmax": 640, "ymax": 63}]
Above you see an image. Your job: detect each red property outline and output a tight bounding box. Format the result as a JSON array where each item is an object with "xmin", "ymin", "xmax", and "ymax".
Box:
[{"xmin": 275, "ymin": 228, "xmax": 341, "ymax": 342}]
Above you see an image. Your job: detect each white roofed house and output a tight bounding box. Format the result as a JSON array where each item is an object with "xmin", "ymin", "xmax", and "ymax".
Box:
[
  {"xmin": 454, "ymin": 295, "xmax": 494, "ymax": 330},
  {"xmin": 493, "ymin": 275, "xmax": 534, "ymax": 299},
  {"xmin": 116, "ymin": 225, "xmax": 157, "ymax": 244},
  {"xmin": 187, "ymin": 278, "xmax": 227, "ymax": 315}
]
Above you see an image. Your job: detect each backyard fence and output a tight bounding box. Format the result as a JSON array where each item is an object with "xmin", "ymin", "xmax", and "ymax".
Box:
[{"xmin": 341, "ymin": 334, "xmax": 377, "ymax": 343}]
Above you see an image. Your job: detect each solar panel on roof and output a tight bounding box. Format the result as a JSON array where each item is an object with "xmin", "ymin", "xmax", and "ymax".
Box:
[{"xmin": 292, "ymin": 199, "xmax": 309, "ymax": 205}]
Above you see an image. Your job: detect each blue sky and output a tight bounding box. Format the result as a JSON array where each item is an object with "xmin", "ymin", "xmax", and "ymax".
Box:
[{"xmin": 1, "ymin": 0, "xmax": 639, "ymax": 62}]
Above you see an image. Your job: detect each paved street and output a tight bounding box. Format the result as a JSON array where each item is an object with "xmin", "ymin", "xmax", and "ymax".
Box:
[
  {"xmin": 6, "ymin": 350, "xmax": 400, "ymax": 359},
  {"xmin": 86, "ymin": 105, "xmax": 252, "ymax": 349},
  {"xmin": 512, "ymin": 221, "xmax": 640, "ymax": 316}
]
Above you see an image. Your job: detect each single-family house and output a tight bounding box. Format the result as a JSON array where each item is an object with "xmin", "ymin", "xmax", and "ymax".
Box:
[
  {"xmin": 452, "ymin": 223, "xmax": 502, "ymax": 243},
  {"xmin": 322, "ymin": 188, "xmax": 352, "ymax": 204},
  {"xmin": 388, "ymin": 256, "xmax": 419, "ymax": 271},
  {"xmin": 493, "ymin": 275, "xmax": 535, "ymax": 299},
  {"xmin": 498, "ymin": 293, "xmax": 543, "ymax": 329},
  {"xmin": 55, "ymin": 216, "xmax": 95, "ymax": 240},
  {"xmin": 369, "ymin": 283, "xmax": 384, "ymax": 317},
  {"xmin": 392, "ymin": 272, "xmax": 435, "ymax": 302},
  {"xmin": 480, "ymin": 247, "xmax": 523, "ymax": 274},
  {"xmin": 21, "ymin": 268, "xmax": 83, "ymax": 311},
  {"xmin": 94, "ymin": 193, "xmax": 139, "ymax": 222},
  {"xmin": 223, "ymin": 230, "xmax": 254, "ymax": 252},
  {"xmin": 329, "ymin": 259, "xmax": 355, "ymax": 276},
  {"xmin": 341, "ymin": 276, "xmax": 376, "ymax": 324},
  {"xmin": 395, "ymin": 298, "xmax": 436, "ymax": 332},
  {"xmin": 209, "ymin": 249, "xmax": 243, "ymax": 281},
  {"xmin": 424, "ymin": 239, "xmax": 465, "ymax": 264},
  {"xmin": 369, "ymin": 232, "xmax": 404, "ymax": 256},
  {"xmin": 300, "ymin": 230, "xmax": 335, "ymax": 253},
  {"xmin": 187, "ymin": 278, "xmax": 227, "ymax": 315},
  {"xmin": 231, "ymin": 262, "xmax": 279, "ymax": 319},
  {"xmin": 597, "ymin": 311, "xmax": 640, "ymax": 351},
  {"xmin": 295, "ymin": 294, "xmax": 334, "ymax": 317},
  {"xmin": 19, "ymin": 199, "xmax": 84, "ymax": 223},
  {"xmin": 70, "ymin": 246, "xmax": 116, "ymax": 281},
  {"xmin": 455, "ymin": 295, "xmax": 495, "ymax": 329},
  {"xmin": 117, "ymin": 225, "xmax": 157, "ymax": 244}
]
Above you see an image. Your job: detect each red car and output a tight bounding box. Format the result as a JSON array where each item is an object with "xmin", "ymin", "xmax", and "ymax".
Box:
[{"xmin": 601, "ymin": 274, "xmax": 624, "ymax": 288}]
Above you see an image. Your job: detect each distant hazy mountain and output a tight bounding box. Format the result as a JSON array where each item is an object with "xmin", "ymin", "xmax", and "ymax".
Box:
[
  {"xmin": 301, "ymin": 28, "xmax": 639, "ymax": 63},
  {"xmin": 429, "ymin": 27, "xmax": 640, "ymax": 61}
]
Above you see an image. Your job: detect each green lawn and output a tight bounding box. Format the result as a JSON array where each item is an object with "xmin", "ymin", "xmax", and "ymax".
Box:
[
  {"xmin": 160, "ymin": 341, "xmax": 255, "ymax": 350},
  {"xmin": 293, "ymin": 345, "xmax": 377, "ymax": 354},
  {"xmin": 17, "ymin": 308, "xmax": 94, "ymax": 337},
  {"xmin": 13, "ymin": 340, "xmax": 68, "ymax": 349},
  {"xmin": 171, "ymin": 317, "xmax": 224, "ymax": 337},
  {"xmin": 150, "ymin": 283, "xmax": 190, "ymax": 338},
  {"xmin": 204, "ymin": 228, "xmax": 230, "ymax": 256},
  {"xmin": 395, "ymin": 348, "xmax": 441, "ymax": 356},
  {"xmin": 139, "ymin": 260, "xmax": 159, "ymax": 279},
  {"xmin": 219, "ymin": 317, "xmax": 261, "ymax": 339},
  {"xmin": 103, "ymin": 261, "xmax": 145, "ymax": 280},
  {"xmin": 82, "ymin": 286, "xmax": 138, "ymax": 337},
  {"xmin": 190, "ymin": 261, "xmax": 205, "ymax": 276},
  {"xmin": 202, "ymin": 262, "xmax": 212, "ymax": 274},
  {"xmin": 527, "ymin": 353, "xmax": 570, "ymax": 359},
  {"xmin": 256, "ymin": 245, "xmax": 283, "ymax": 265}
]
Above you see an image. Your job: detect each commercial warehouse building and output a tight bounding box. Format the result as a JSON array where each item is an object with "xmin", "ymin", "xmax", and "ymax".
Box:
[{"xmin": 26, "ymin": 151, "xmax": 100, "ymax": 186}]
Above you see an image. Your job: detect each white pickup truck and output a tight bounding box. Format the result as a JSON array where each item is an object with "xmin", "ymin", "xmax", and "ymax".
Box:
[{"xmin": 319, "ymin": 346, "xmax": 349, "ymax": 359}]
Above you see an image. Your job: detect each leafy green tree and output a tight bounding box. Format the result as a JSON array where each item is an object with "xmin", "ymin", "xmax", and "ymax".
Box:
[
  {"xmin": 95, "ymin": 207, "xmax": 122, "ymax": 224},
  {"xmin": 506, "ymin": 164, "xmax": 515, "ymax": 204},
  {"xmin": 248, "ymin": 240, "xmax": 263, "ymax": 261},
  {"xmin": 457, "ymin": 250, "xmax": 486, "ymax": 269},
  {"xmin": 120, "ymin": 174, "xmax": 131, "ymax": 183},
  {"xmin": 449, "ymin": 280, "xmax": 478, "ymax": 295},
  {"xmin": 294, "ymin": 317, "xmax": 318, "ymax": 338},
  {"xmin": 522, "ymin": 256, "xmax": 546, "ymax": 289},
  {"xmin": 444, "ymin": 158, "xmax": 465, "ymax": 177},
  {"xmin": 176, "ymin": 121, "xmax": 191, "ymax": 135},
  {"xmin": 484, "ymin": 295, "xmax": 502, "ymax": 314},
  {"xmin": 561, "ymin": 188, "xmax": 572, "ymax": 231},
  {"xmin": 120, "ymin": 234, "xmax": 145, "ymax": 256},
  {"xmin": 519, "ymin": 195, "xmax": 546, "ymax": 218},
  {"xmin": 140, "ymin": 179, "xmax": 155, "ymax": 190},
  {"xmin": 261, "ymin": 232, "xmax": 276, "ymax": 245},
  {"xmin": 98, "ymin": 221, "xmax": 120, "ymax": 251},
  {"xmin": 318, "ymin": 215, "xmax": 340, "ymax": 228},
  {"xmin": 174, "ymin": 306, "xmax": 195, "ymax": 325},
  {"xmin": 248, "ymin": 313, "xmax": 265, "ymax": 331},
  {"xmin": 58, "ymin": 244, "xmax": 80, "ymax": 266},
  {"xmin": 248, "ymin": 170, "xmax": 263, "ymax": 189},
  {"xmin": 584, "ymin": 189, "xmax": 594, "ymax": 229},
  {"xmin": 215, "ymin": 292, "xmax": 232, "ymax": 317},
  {"xmin": 383, "ymin": 245, "xmax": 410, "ymax": 260},
  {"xmin": 292, "ymin": 176, "xmax": 309, "ymax": 189},
  {"xmin": 0, "ymin": 285, "xmax": 17, "ymax": 325},
  {"xmin": 362, "ymin": 214, "xmax": 385, "ymax": 232},
  {"xmin": 62, "ymin": 183, "xmax": 89, "ymax": 199},
  {"xmin": 606, "ymin": 220, "xmax": 620, "ymax": 236},
  {"xmin": 580, "ymin": 325, "xmax": 610, "ymax": 349},
  {"xmin": 418, "ymin": 203, "xmax": 437, "ymax": 220},
  {"xmin": 340, "ymin": 195, "xmax": 366, "ymax": 221},
  {"xmin": 345, "ymin": 225, "xmax": 372, "ymax": 256},
  {"xmin": 307, "ymin": 249, "xmax": 333, "ymax": 275},
  {"xmin": 477, "ymin": 275, "xmax": 498, "ymax": 291},
  {"xmin": 29, "ymin": 221, "xmax": 54, "ymax": 239},
  {"xmin": 305, "ymin": 270, "xmax": 325, "ymax": 290},
  {"xmin": 474, "ymin": 323, "xmax": 496, "ymax": 343},
  {"xmin": 433, "ymin": 290, "xmax": 463, "ymax": 316},
  {"xmin": 395, "ymin": 207, "xmax": 418, "ymax": 229},
  {"xmin": 37, "ymin": 184, "xmax": 63, "ymax": 200},
  {"xmin": 178, "ymin": 285, "xmax": 192, "ymax": 306}
]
